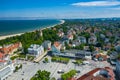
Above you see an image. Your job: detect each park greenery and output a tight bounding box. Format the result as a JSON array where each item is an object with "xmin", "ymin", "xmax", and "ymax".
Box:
[
  {"xmin": 14, "ymin": 64, "xmax": 22, "ymax": 72},
  {"xmin": 44, "ymin": 57, "xmax": 49, "ymax": 63},
  {"xmin": 30, "ymin": 70, "xmax": 50, "ymax": 80},
  {"xmin": 51, "ymin": 56, "xmax": 70, "ymax": 64},
  {"xmin": 10, "ymin": 53, "xmax": 26, "ymax": 60},
  {"xmin": 61, "ymin": 70, "xmax": 76, "ymax": 80},
  {"xmin": 75, "ymin": 59, "xmax": 83, "ymax": 65}
]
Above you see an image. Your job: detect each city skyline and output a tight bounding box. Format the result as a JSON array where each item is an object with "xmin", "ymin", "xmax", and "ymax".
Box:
[{"xmin": 1, "ymin": 0, "xmax": 120, "ymax": 19}]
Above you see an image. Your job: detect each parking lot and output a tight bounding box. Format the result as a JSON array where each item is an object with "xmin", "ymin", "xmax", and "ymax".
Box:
[{"xmin": 6, "ymin": 56, "xmax": 113, "ymax": 80}]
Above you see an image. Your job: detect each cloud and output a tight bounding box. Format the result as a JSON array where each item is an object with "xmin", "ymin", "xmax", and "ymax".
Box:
[{"xmin": 71, "ymin": 1, "xmax": 120, "ymax": 7}]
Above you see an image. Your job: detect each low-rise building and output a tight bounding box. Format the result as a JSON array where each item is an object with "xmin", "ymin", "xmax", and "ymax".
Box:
[
  {"xmin": 78, "ymin": 36, "xmax": 86, "ymax": 44},
  {"xmin": 88, "ymin": 35, "xmax": 97, "ymax": 44},
  {"xmin": 52, "ymin": 42, "xmax": 62, "ymax": 54},
  {"xmin": 116, "ymin": 59, "xmax": 120, "ymax": 80},
  {"xmin": 57, "ymin": 31, "xmax": 64, "ymax": 37},
  {"xmin": 0, "ymin": 61, "xmax": 15, "ymax": 80},
  {"xmin": 0, "ymin": 42, "xmax": 22, "ymax": 55},
  {"xmin": 93, "ymin": 52, "xmax": 108, "ymax": 61},
  {"xmin": 75, "ymin": 51, "xmax": 91, "ymax": 59},
  {"xmin": 67, "ymin": 34, "xmax": 74, "ymax": 40},
  {"xmin": 77, "ymin": 67, "xmax": 115, "ymax": 80},
  {"xmin": 28, "ymin": 44, "xmax": 44, "ymax": 58}
]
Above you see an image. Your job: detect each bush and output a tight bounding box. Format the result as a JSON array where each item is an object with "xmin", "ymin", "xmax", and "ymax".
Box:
[
  {"xmin": 61, "ymin": 70, "xmax": 76, "ymax": 80},
  {"xmin": 51, "ymin": 56, "xmax": 70, "ymax": 64},
  {"xmin": 44, "ymin": 58, "xmax": 49, "ymax": 63}
]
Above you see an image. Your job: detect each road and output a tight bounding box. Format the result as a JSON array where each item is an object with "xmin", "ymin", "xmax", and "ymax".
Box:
[{"xmin": 6, "ymin": 56, "xmax": 113, "ymax": 80}]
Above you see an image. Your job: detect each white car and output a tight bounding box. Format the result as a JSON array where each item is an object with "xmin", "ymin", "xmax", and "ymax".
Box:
[
  {"xmin": 57, "ymin": 70, "xmax": 64, "ymax": 73},
  {"xmin": 83, "ymin": 61, "xmax": 90, "ymax": 65}
]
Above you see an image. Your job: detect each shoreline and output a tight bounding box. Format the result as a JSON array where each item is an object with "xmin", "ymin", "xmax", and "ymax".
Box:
[{"xmin": 0, "ymin": 20, "xmax": 65, "ymax": 40}]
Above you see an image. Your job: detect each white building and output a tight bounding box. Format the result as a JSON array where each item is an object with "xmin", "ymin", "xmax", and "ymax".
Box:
[
  {"xmin": 28, "ymin": 44, "xmax": 44, "ymax": 58},
  {"xmin": 116, "ymin": 60, "xmax": 120, "ymax": 79},
  {"xmin": 0, "ymin": 62, "xmax": 15, "ymax": 80},
  {"xmin": 88, "ymin": 36, "xmax": 97, "ymax": 44},
  {"xmin": 42, "ymin": 41, "xmax": 51, "ymax": 50}
]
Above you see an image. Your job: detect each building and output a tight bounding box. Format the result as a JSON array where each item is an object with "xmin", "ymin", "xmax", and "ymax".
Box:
[
  {"xmin": 0, "ymin": 52, "xmax": 5, "ymax": 60},
  {"xmin": 42, "ymin": 41, "xmax": 51, "ymax": 50},
  {"xmin": 109, "ymin": 51, "xmax": 118, "ymax": 65},
  {"xmin": 0, "ymin": 42, "xmax": 22, "ymax": 55},
  {"xmin": 115, "ymin": 45, "xmax": 120, "ymax": 52},
  {"xmin": 67, "ymin": 34, "xmax": 74, "ymax": 40},
  {"xmin": 57, "ymin": 31, "xmax": 64, "ymax": 37},
  {"xmin": 52, "ymin": 42, "xmax": 62, "ymax": 54},
  {"xmin": 78, "ymin": 36, "xmax": 86, "ymax": 44},
  {"xmin": 0, "ymin": 61, "xmax": 15, "ymax": 80},
  {"xmin": 93, "ymin": 52, "xmax": 108, "ymax": 61},
  {"xmin": 75, "ymin": 51, "xmax": 91, "ymax": 59},
  {"xmin": 88, "ymin": 35, "xmax": 97, "ymax": 44},
  {"xmin": 28, "ymin": 44, "xmax": 44, "ymax": 58},
  {"xmin": 116, "ymin": 60, "xmax": 120, "ymax": 79},
  {"xmin": 77, "ymin": 67, "xmax": 115, "ymax": 80}
]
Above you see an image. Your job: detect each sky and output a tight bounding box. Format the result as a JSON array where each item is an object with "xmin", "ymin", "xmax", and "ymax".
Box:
[{"xmin": 0, "ymin": 0, "xmax": 120, "ymax": 19}]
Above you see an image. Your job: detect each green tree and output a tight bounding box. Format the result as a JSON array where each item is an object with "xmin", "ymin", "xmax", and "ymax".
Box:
[
  {"xmin": 61, "ymin": 70, "xmax": 76, "ymax": 80},
  {"xmin": 30, "ymin": 70, "xmax": 50, "ymax": 80},
  {"xmin": 89, "ymin": 45, "xmax": 95, "ymax": 52},
  {"xmin": 51, "ymin": 77, "xmax": 56, "ymax": 80},
  {"xmin": 44, "ymin": 58, "xmax": 49, "ymax": 63}
]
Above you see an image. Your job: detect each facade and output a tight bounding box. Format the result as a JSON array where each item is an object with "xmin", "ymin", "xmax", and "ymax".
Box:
[
  {"xmin": 75, "ymin": 51, "xmax": 91, "ymax": 59},
  {"xmin": 67, "ymin": 34, "xmax": 74, "ymax": 40},
  {"xmin": 42, "ymin": 41, "xmax": 51, "ymax": 50},
  {"xmin": 116, "ymin": 60, "xmax": 120, "ymax": 79},
  {"xmin": 0, "ymin": 62, "xmax": 15, "ymax": 80},
  {"xmin": 93, "ymin": 53, "xmax": 107, "ymax": 61},
  {"xmin": 0, "ymin": 42, "xmax": 22, "ymax": 55},
  {"xmin": 110, "ymin": 51, "xmax": 118, "ymax": 65},
  {"xmin": 57, "ymin": 32, "xmax": 64, "ymax": 37},
  {"xmin": 88, "ymin": 36, "xmax": 97, "ymax": 44},
  {"xmin": 52, "ymin": 42, "xmax": 62, "ymax": 54},
  {"xmin": 78, "ymin": 36, "xmax": 86, "ymax": 44},
  {"xmin": 28, "ymin": 44, "xmax": 44, "ymax": 58},
  {"xmin": 77, "ymin": 67, "xmax": 115, "ymax": 80}
]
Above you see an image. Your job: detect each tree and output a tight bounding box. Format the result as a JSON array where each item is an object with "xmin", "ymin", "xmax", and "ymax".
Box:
[
  {"xmin": 89, "ymin": 45, "xmax": 95, "ymax": 52},
  {"xmin": 44, "ymin": 58, "xmax": 49, "ymax": 63},
  {"xmin": 61, "ymin": 70, "xmax": 76, "ymax": 80},
  {"xmin": 51, "ymin": 77, "xmax": 56, "ymax": 80},
  {"xmin": 30, "ymin": 70, "xmax": 50, "ymax": 80}
]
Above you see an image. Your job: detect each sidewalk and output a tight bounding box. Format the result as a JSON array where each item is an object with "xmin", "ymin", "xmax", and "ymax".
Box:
[{"xmin": 34, "ymin": 51, "xmax": 48, "ymax": 62}]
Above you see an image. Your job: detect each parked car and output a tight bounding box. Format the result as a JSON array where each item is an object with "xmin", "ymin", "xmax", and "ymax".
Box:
[
  {"xmin": 83, "ymin": 61, "xmax": 90, "ymax": 65},
  {"xmin": 57, "ymin": 70, "xmax": 64, "ymax": 73},
  {"xmin": 76, "ymin": 70, "xmax": 80, "ymax": 73}
]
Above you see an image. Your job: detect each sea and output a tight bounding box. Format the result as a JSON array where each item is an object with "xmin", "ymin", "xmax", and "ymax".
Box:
[{"xmin": 0, "ymin": 19, "xmax": 61, "ymax": 36}]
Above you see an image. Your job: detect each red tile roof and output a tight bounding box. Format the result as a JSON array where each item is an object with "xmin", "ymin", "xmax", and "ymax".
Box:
[
  {"xmin": 0, "ymin": 42, "xmax": 21, "ymax": 54},
  {"xmin": 77, "ymin": 67, "xmax": 115, "ymax": 80},
  {"xmin": 0, "ymin": 52, "xmax": 5, "ymax": 59},
  {"xmin": 54, "ymin": 42, "xmax": 61, "ymax": 47},
  {"xmin": 68, "ymin": 78, "xmax": 77, "ymax": 80},
  {"xmin": 0, "ymin": 60, "xmax": 6, "ymax": 62}
]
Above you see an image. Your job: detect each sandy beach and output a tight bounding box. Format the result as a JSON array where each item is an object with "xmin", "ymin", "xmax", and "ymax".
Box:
[{"xmin": 0, "ymin": 20, "xmax": 65, "ymax": 40}]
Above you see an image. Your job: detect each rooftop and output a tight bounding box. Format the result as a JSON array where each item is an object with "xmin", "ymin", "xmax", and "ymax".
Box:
[{"xmin": 77, "ymin": 67, "xmax": 115, "ymax": 80}]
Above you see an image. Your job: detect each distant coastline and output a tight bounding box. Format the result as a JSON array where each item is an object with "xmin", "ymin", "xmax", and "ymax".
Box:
[{"xmin": 0, "ymin": 20, "xmax": 65, "ymax": 40}]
